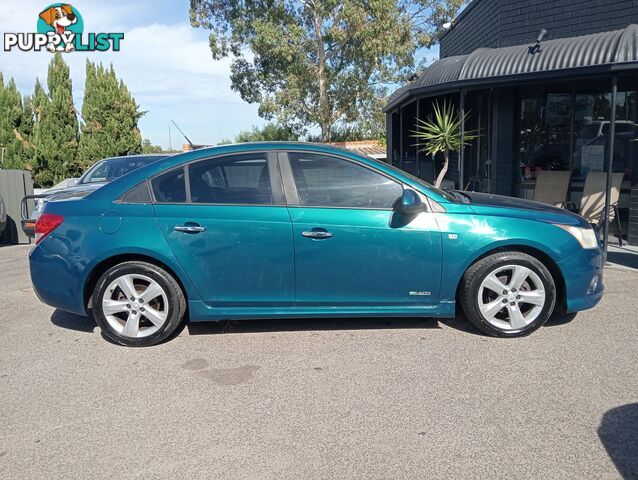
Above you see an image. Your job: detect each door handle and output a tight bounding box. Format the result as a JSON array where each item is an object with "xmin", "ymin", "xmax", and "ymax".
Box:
[
  {"xmin": 174, "ymin": 224, "xmax": 206, "ymax": 233},
  {"xmin": 302, "ymin": 230, "xmax": 333, "ymax": 239}
]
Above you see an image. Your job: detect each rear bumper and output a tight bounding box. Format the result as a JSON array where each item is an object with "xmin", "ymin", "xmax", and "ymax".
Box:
[
  {"xmin": 559, "ymin": 246, "xmax": 604, "ymax": 313},
  {"xmin": 29, "ymin": 240, "xmax": 87, "ymax": 316}
]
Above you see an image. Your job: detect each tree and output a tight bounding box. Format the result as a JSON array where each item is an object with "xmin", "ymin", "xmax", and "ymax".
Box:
[
  {"xmin": 410, "ymin": 0, "xmax": 466, "ymax": 49},
  {"xmin": 190, "ymin": 0, "xmax": 406, "ymax": 142},
  {"xmin": 412, "ymin": 100, "xmax": 477, "ymax": 188},
  {"xmin": 141, "ymin": 139, "xmax": 165, "ymax": 154},
  {"xmin": 0, "ymin": 75, "xmax": 33, "ymax": 170},
  {"xmin": 77, "ymin": 61, "xmax": 144, "ymax": 168},
  {"xmin": 235, "ymin": 123, "xmax": 299, "ymax": 143},
  {"xmin": 32, "ymin": 54, "xmax": 79, "ymax": 186},
  {"xmin": 190, "ymin": 1, "xmax": 465, "ymax": 142}
]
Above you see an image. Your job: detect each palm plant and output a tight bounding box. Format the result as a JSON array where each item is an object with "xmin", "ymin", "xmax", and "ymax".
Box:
[{"xmin": 412, "ymin": 100, "xmax": 478, "ymax": 188}]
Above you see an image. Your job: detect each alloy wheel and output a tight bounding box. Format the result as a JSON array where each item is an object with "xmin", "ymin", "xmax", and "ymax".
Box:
[
  {"xmin": 477, "ymin": 264, "xmax": 546, "ymax": 331},
  {"xmin": 101, "ymin": 273, "xmax": 169, "ymax": 338}
]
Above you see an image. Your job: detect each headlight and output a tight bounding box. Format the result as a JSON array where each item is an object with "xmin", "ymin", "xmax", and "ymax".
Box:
[{"xmin": 555, "ymin": 224, "xmax": 599, "ymax": 249}]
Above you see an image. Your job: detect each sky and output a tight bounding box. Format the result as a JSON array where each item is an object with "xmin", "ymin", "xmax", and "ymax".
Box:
[{"xmin": 0, "ymin": 0, "xmax": 439, "ymax": 149}]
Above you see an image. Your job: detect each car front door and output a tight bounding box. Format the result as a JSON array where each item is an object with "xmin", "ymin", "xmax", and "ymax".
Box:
[
  {"xmin": 280, "ymin": 151, "xmax": 442, "ymax": 307},
  {"xmin": 152, "ymin": 151, "xmax": 294, "ymax": 307}
]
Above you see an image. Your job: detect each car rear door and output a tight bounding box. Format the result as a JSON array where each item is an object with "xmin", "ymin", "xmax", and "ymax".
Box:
[
  {"xmin": 279, "ymin": 150, "xmax": 442, "ymax": 307},
  {"xmin": 152, "ymin": 151, "xmax": 295, "ymax": 307}
]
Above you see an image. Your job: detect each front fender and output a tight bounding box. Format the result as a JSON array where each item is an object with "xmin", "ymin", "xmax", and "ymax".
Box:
[{"xmin": 435, "ymin": 212, "xmax": 577, "ymax": 302}]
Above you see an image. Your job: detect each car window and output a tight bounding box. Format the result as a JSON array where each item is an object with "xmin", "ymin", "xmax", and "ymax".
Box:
[
  {"xmin": 152, "ymin": 168, "xmax": 186, "ymax": 203},
  {"xmin": 288, "ymin": 153, "xmax": 402, "ymax": 209},
  {"xmin": 121, "ymin": 182, "xmax": 152, "ymax": 204},
  {"xmin": 81, "ymin": 156, "xmax": 167, "ymax": 184},
  {"xmin": 188, "ymin": 154, "xmax": 272, "ymax": 204}
]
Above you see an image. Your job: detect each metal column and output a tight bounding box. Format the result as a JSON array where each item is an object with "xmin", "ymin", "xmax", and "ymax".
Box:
[
  {"xmin": 602, "ymin": 75, "xmax": 618, "ymax": 258},
  {"xmin": 416, "ymin": 98, "xmax": 421, "ymax": 177},
  {"xmin": 399, "ymin": 107, "xmax": 404, "ymax": 170},
  {"xmin": 459, "ymin": 90, "xmax": 466, "ymax": 190}
]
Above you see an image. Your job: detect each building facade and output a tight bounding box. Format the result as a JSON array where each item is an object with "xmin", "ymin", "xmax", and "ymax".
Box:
[{"xmin": 385, "ymin": 0, "xmax": 638, "ymax": 245}]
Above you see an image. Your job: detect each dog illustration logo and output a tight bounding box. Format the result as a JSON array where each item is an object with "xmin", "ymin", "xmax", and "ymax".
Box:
[
  {"xmin": 37, "ymin": 3, "xmax": 83, "ymax": 52},
  {"xmin": 39, "ymin": 5, "xmax": 77, "ymax": 36}
]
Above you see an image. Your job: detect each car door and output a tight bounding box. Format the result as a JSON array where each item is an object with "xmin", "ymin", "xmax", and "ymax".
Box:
[
  {"xmin": 280, "ymin": 151, "xmax": 442, "ymax": 307},
  {"xmin": 152, "ymin": 151, "xmax": 294, "ymax": 307}
]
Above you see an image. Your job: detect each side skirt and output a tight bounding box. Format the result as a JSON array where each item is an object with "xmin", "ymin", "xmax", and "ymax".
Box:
[{"xmin": 187, "ymin": 300, "xmax": 456, "ymax": 322}]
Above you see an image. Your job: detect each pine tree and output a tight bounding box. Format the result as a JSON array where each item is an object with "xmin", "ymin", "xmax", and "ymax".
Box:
[
  {"xmin": 0, "ymin": 75, "xmax": 32, "ymax": 170},
  {"xmin": 77, "ymin": 61, "xmax": 144, "ymax": 167},
  {"xmin": 32, "ymin": 54, "xmax": 79, "ymax": 186}
]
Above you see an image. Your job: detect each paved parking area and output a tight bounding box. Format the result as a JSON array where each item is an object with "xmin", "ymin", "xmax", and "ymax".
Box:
[{"xmin": 0, "ymin": 244, "xmax": 637, "ymax": 479}]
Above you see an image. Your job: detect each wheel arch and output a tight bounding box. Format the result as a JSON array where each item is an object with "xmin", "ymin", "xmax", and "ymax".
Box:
[
  {"xmin": 83, "ymin": 253, "xmax": 190, "ymax": 309},
  {"xmin": 455, "ymin": 244, "xmax": 567, "ymax": 312}
]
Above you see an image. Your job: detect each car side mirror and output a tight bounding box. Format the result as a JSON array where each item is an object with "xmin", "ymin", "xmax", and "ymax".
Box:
[{"xmin": 399, "ymin": 189, "xmax": 423, "ymax": 214}]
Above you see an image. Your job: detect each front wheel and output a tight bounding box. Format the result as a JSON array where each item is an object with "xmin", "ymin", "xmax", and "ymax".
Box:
[
  {"xmin": 460, "ymin": 252, "xmax": 557, "ymax": 337},
  {"xmin": 92, "ymin": 261, "xmax": 186, "ymax": 346}
]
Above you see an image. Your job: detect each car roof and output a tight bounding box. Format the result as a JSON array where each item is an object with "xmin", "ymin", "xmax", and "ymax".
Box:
[
  {"xmin": 98, "ymin": 153, "xmax": 173, "ymax": 161},
  {"xmin": 193, "ymin": 141, "xmax": 360, "ymax": 156},
  {"xmin": 87, "ymin": 142, "xmax": 449, "ymax": 205}
]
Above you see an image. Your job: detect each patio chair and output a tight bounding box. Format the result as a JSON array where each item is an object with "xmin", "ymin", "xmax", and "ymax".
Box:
[
  {"xmin": 532, "ymin": 170, "xmax": 572, "ymax": 207},
  {"xmin": 578, "ymin": 172, "xmax": 625, "ymax": 246}
]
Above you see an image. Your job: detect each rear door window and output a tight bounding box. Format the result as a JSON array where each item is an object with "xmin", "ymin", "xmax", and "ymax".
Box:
[
  {"xmin": 152, "ymin": 168, "xmax": 186, "ymax": 203},
  {"xmin": 188, "ymin": 154, "xmax": 273, "ymax": 205}
]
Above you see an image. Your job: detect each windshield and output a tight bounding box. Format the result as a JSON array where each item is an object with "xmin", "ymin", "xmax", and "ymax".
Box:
[
  {"xmin": 380, "ymin": 161, "xmax": 459, "ymax": 202},
  {"xmin": 79, "ymin": 155, "xmax": 169, "ymax": 184}
]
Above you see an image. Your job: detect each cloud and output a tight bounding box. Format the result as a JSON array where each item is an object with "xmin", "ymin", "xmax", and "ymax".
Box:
[{"xmin": 0, "ymin": 0, "xmax": 263, "ymax": 148}]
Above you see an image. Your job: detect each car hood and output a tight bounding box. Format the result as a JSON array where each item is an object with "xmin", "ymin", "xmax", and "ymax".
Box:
[{"xmin": 461, "ymin": 191, "xmax": 589, "ymax": 228}]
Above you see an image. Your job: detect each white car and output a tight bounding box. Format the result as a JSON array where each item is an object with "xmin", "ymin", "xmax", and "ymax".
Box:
[{"xmin": 21, "ymin": 154, "xmax": 170, "ymax": 237}]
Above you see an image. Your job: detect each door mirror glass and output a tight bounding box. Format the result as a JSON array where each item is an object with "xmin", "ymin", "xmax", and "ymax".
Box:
[{"xmin": 399, "ymin": 189, "xmax": 422, "ymax": 214}]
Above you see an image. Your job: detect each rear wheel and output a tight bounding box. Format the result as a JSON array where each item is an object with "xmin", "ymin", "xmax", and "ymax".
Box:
[
  {"xmin": 460, "ymin": 252, "xmax": 556, "ymax": 337},
  {"xmin": 92, "ymin": 261, "xmax": 186, "ymax": 346}
]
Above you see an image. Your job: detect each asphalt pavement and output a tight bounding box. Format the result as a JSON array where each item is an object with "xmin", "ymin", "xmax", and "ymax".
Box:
[{"xmin": 0, "ymin": 244, "xmax": 637, "ymax": 479}]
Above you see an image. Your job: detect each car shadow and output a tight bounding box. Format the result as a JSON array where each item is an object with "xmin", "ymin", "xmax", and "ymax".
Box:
[
  {"xmin": 50, "ymin": 309, "xmax": 96, "ymax": 333},
  {"xmin": 438, "ymin": 310, "xmax": 578, "ymax": 336},
  {"xmin": 50, "ymin": 309, "xmax": 576, "ymax": 338},
  {"xmin": 544, "ymin": 311, "xmax": 578, "ymax": 327},
  {"xmin": 598, "ymin": 403, "xmax": 638, "ymax": 479},
  {"xmin": 187, "ymin": 316, "xmax": 442, "ymax": 336},
  {"xmin": 438, "ymin": 314, "xmax": 487, "ymax": 336}
]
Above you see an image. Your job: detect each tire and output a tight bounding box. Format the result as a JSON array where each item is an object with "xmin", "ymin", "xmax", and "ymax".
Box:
[
  {"xmin": 459, "ymin": 252, "xmax": 556, "ymax": 337},
  {"xmin": 92, "ymin": 261, "xmax": 186, "ymax": 347}
]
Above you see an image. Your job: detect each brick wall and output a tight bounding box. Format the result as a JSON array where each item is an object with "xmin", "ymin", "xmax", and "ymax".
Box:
[{"xmin": 441, "ymin": 0, "xmax": 638, "ymax": 57}]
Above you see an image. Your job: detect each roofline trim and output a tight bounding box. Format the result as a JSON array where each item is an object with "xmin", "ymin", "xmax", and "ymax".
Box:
[{"xmin": 384, "ymin": 61, "xmax": 638, "ymax": 112}]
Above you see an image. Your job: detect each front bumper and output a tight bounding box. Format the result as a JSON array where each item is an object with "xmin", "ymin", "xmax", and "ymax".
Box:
[{"xmin": 558, "ymin": 246, "xmax": 604, "ymax": 313}]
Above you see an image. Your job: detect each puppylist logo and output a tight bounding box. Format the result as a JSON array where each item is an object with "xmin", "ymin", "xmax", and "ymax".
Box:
[{"xmin": 4, "ymin": 3, "xmax": 124, "ymax": 53}]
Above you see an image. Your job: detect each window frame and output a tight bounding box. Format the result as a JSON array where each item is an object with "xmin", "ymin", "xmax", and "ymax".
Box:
[
  {"xmin": 145, "ymin": 151, "xmax": 284, "ymax": 206},
  {"xmin": 278, "ymin": 150, "xmax": 408, "ymax": 211}
]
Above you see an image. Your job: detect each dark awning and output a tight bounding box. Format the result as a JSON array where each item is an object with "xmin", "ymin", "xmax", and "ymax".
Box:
[{"xmin": 385, "ymin": 24, "xmax": 638, "ymax": 112}]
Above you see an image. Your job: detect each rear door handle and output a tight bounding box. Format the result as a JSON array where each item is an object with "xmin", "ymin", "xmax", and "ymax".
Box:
[
  {"xmin": 174, "ymin": 224, "xmax": 206, "ymax": 233},
  {"xmin": 302, "ymin": 230, "xmax": 333, "ymax": 239}
]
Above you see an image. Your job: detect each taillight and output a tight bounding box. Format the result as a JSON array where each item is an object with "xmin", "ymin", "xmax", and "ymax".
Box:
[{"xmin": 35, "ymin": 213, "xmax": 64, "ymax": 244}]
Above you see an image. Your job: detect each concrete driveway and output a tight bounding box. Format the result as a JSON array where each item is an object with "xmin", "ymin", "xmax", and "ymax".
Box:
[{"xmin": 0, "ymin": 244, "xmax": 636, "ymax": 479}]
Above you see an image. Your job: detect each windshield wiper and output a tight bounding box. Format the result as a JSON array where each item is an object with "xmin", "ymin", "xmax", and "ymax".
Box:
[{"xmin": 448, "ymin": 190, "xmax": 471, "ymax": 204}]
